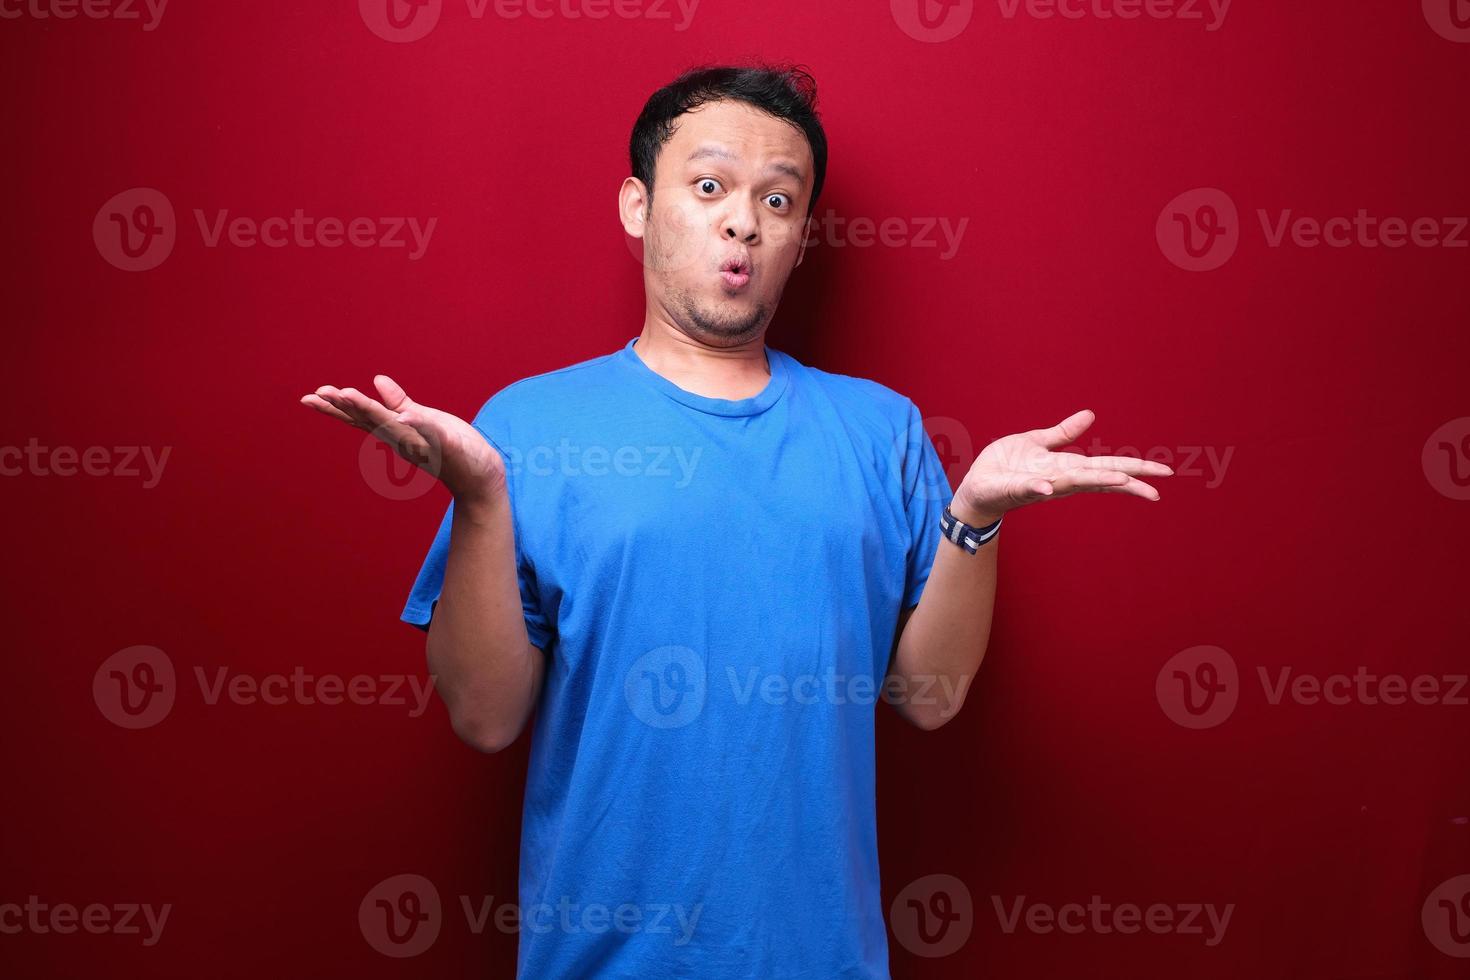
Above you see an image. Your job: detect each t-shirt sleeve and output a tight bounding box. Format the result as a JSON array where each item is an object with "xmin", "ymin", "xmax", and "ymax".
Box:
[
  {"xmin": 398, "ymin": 396, "xmax": 555, "ymax": 652},
  {"xmin": 899, "ymin": 398, "xmax": 955, "ymax": 610}
]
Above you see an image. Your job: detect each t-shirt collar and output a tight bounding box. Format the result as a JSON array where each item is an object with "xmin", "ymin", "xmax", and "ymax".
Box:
[{"xmin": 614, "ymin": 335, "xmax": 790, "ymax": 418}]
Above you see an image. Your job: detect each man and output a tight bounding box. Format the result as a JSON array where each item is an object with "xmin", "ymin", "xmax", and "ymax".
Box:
[{"xmin": 301, "ymin": 63, "xmax": 1171, "ymax": 978}]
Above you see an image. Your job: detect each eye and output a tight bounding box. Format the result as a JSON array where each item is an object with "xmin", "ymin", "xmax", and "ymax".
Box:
[
  {"xmin": 766, "ymin": 194, "xmax": 790, "ymax": 211},
  {"xmin": 696, "ymin": 178, "xmax": 722, "ymax": 195}
]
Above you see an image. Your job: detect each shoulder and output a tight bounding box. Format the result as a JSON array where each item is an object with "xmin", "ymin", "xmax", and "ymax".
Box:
[
  {"xmin": 787, "ymin": 354, "xmax": 920, "ymax": 426},
  {"xmin": 470, "ymin": 348, "xmax": 621, "ymax": 427}
]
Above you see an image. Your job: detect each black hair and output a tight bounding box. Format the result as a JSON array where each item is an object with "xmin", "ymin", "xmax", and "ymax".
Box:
[{"xmin": 629, "ymin": 63, "xmax": 828, "ymax": 218}]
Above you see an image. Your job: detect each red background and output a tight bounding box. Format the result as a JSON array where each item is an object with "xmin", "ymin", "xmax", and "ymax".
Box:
[{"xmin": 5, "ymin": 1, "xmax": 1469, "ymax": 976}]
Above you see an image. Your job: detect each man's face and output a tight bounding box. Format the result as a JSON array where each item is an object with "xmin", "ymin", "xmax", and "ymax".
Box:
[{"xmin": 624, "ymin": 99, "xmax": 814, "ymax": 348}]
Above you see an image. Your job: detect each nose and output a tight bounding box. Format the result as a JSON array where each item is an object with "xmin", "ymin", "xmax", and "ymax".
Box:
[{"xmin": 721, "ymin": 197, "xmax": 758, "ymax": 244}]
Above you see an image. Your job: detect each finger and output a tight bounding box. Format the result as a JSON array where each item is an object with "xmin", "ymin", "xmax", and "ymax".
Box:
[
  {"xmin": 314, "ymin": 385, "xmax": 357, "ymax": 416},
  {"xmin": 337, "ymin": 386, "xmax": 406, "ymax": 436},
  {"xmin": 1049, "ymin": 468, "xmax": 1132, "ymax": 494},
  {"xmin": 1056, "ymin": 470, "xmax": 1161, "ymax": 501},
  {"xmin": 313, "ymin": 386, "xmax": 370, "ymax": 428},
  {"xmin": 1059, "ymin": 453, "xmax": 1174, "ymax": 477},
  {"xmin": 373, "ymin": 374, "xmax": 412, "ymax": 413},
  {"xmin": 300, "ymin": 393, "xmax": 354, "ymax": 425},
  {"xmin": 1030, "ymin": 409, "xmax": 1095, "ymax": 450},
  {"xmin": 1096, "ymin": 476, "xmax": 1161, "ymax": 501}
]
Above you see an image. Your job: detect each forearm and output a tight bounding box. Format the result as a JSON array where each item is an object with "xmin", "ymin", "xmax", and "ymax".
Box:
[
  {"xmin": 426, "ymin": 492, "xmax": 545, "ymax": 752},
  {"xmin": 886, "ymin": 499, "xmax": 999, "ymax": 729}
]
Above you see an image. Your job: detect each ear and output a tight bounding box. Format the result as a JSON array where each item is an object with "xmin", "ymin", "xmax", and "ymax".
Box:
[
  {"xmin": 619, "ymin": 177, "xmax": 651, "ymax": 239},
  {"xmin": 794, "ymin": 214, "xmax": 813, "ymax": 268}
]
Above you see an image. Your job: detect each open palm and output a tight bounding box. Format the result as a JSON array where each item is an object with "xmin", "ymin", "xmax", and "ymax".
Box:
[{"xmin": 955, "ymin": 409, "xmax": 1173, "ymax": 521}]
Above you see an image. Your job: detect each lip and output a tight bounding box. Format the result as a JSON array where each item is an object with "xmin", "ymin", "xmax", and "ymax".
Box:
[{"xmin": 719, "ymin": 269, "xmax": 751, "ymax": 289}]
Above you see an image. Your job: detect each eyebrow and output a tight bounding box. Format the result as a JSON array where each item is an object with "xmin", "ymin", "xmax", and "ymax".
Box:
[{"xmin": 686, "ymin": 144, "xmax": 807, "ymax": 186}]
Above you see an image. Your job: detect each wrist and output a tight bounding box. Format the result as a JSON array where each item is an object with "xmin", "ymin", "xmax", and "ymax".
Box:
[
  {"xmin": 453, "ymin": 485, "xmax": 508, "ymax": 525},
  {"xmin": 949, "ymin": 495, "xmax": 1003, "ymax": 528}
]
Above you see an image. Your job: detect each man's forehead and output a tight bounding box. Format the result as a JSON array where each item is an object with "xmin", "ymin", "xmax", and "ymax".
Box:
[
  {"xmin": 670, "ymin": 104, "xmax": 810, "ymax": 165},
  {"xmin": 682, "ymin": 141, "xmax": 805, "ymax": 181}
]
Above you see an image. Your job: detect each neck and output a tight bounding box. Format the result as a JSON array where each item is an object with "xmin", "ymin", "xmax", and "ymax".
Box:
[{"xmin": 632, "ymin": 321, "xmax": 771, "ymax": 401}]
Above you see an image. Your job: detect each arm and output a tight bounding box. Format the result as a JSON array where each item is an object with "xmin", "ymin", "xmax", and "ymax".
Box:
[
  {"xmin": 301, "ymin": 375, "xmax": 543, "ymax": 753},
  {"xmin": 885, "ymin": 498, "xmax": 999, "ymax": 731},
  {"xmin": 427, "ymin": 493, "xmax": 546, "ymax": 753},
  {"xmin": 885, "ymin": 409, "xmax": 1173, "ymax": 730}
]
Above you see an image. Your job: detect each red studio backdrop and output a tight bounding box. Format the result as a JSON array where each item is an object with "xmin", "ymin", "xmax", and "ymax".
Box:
[{"xmin": 4, "ymin": 2, "xmax": 1469, "ymax": 977}]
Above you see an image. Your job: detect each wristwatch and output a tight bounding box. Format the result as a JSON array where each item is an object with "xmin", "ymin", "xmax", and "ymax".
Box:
[{"xmin": 940, "ymin": 504, "xmax": 1003, "ymax": 554}]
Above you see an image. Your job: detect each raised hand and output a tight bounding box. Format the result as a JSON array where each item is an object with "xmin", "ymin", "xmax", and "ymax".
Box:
[
  {"xmin": 300, "ymin": 375, "xmax": 505, "ymax": 507},
  {"xmin": 952, "ymin": 409, "xmax": 1173, "ymax": 524}
]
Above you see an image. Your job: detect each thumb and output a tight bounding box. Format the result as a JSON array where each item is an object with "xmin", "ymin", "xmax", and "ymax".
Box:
[{"xmin": 373, "ymin": 373, "xmax": 414, "ymax": 413}]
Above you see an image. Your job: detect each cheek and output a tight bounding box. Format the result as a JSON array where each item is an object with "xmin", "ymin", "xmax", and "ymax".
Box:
[
  {"xmin": 653, "ymin": 199, "xmax": 714, "ymax": 275},
  {"xmin": 765, "ymin": 219, "xmax": 805, "ymax": 254}
]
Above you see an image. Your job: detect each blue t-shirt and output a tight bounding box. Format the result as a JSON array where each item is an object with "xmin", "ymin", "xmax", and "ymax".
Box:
[{"xmin": 402, "ymin": 336, "xmax": 951, "ymax": 979}]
